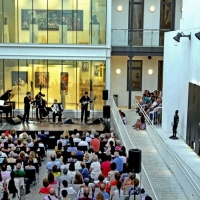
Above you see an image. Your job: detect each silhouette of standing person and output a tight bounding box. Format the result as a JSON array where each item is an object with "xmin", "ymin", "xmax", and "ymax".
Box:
[{"xmin": 173, "ymin": 110, "xmax": 179, "ymax": 138}]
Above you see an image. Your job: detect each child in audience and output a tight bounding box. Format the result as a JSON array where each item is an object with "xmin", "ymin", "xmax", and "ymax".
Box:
[{"xmin": 132, "ymin": 115, "xmax": 146, "ymax": 130}]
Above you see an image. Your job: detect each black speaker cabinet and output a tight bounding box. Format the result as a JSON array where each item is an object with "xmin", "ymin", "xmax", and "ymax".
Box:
[
  {"xmin": 103, "ymin": 105, "xmax": 110, "ymax": 118},
  {"xmin": 87, "ymin": 111, "xmax": 90, "ymax": 118},
  {"xmin": 128, "ymin": 149, "xmax": 141, "ymax": 173},
  {"xmin": 102, "ymin": 90, "xmax": 108, "ymax": 100}
]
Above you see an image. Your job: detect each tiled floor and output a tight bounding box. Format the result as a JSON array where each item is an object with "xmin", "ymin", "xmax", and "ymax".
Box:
[{"xmin": 123, "ymin": 109, "xmax": 188, "ymax": 200}]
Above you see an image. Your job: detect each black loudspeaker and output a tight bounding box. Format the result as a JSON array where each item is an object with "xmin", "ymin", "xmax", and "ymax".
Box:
[
  {"xmin": 148, "ymin": 56, "xmax": 152, "ymax": 59},
  {"xmin": 103, "ymin": 105, "xmax": 110, "ymax": 118},
  {"xmin": 102, "ymin": 90, "xmax": 108, "ymax": 100},
  {"xmin": 87, "ymin": 111, "xmax": 90, "ymax": 118},
  {"xmin": 17, "ymin": 114, "xmax": 24, "ymax": 120},
  {"xmin": 128, "ymin": 149, "xmax": 141, "ymax": 173},
  {"xmin": 10, "ymin": 117, "xmax": 21, "ymax": 125}
]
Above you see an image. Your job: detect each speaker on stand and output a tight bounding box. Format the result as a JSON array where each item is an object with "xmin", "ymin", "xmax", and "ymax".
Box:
[{"xmin": 102, "ymin": 90, "xmax": 108, "ymax": 100}]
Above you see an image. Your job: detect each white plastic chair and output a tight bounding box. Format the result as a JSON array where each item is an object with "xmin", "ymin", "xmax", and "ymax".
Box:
[
  {"xmin": 129, "ymin": 194, "xmax": 141, "ymax": 200},
  {"xmin": 6, "ymin": 178, "xmax": 20, "ymax": 198},
  {"xmin": 124, "ymin": 185, "xmax": 134, "ymax": 195},
  {"xmin": 112, "ymin": 195, "xmax": 126, "ymax": 200},
  {"xmin": 67, "ymin": 193, "xmax": 77, "ymax": 200}
]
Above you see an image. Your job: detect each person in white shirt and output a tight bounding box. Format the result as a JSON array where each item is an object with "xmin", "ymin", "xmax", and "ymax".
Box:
[
  {"xmin": 51, "ymin": 99, "xmax": 63, "ymax": 124},
  {"xmin": 73, "ymin": 133, "xmax": 81, "ymax": 143},
  {"xmin": 121, "ymin": 113, "xmax": 127, "ymax": 124},
  {"xmin": 85, "ymin": 132, "xmax": 92, "ymax": 143},
  {"xmin": 105, "ymin": 133, "xmax": 115, "ymax": 147},
  {"xmin": 110, "ymin": 128, "xmax": 115, "ymax": 138},
  {"xmin": 78, "ymin": 136, "xmax": 89, "ymax": 149},
  {"xmin": 89, "ymin": 155, "xmax": 101, "ymax": 180},
  {"xmin": 0, "ymin": 151, "xmax": 7, "ymax": 158}
]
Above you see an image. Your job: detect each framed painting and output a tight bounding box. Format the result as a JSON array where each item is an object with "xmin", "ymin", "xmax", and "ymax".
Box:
[
  {"xmin": 60, "ymin": 72, "xmax": 68, "ymax": 94},
  {"xmin": 22, "ymin": 9, "xmax": 83, "ymax": 31},
  {"xmin": 94, "ymin": 65, "xmax": 102, "ymax": 77},
  {"xmin": 12, "ymin": 71, "xmax": 28, "ymax": 86},
  {"xmin": 82, "ymin": 62, "xmax": 89, "ymax": 72},
  {"xmin": 35, "ymin": 72, "xmax": 49, "ymax": 88}
]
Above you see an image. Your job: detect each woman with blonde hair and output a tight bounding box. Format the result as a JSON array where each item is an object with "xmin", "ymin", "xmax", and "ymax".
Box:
[
  {"xmin": 63, "ymin": 130, "xmax": 70, "ymax": 139},
  {"xmin": 29, "ymin": 151, "xmax": 38, "ymax": 163},
  {"xmin": 95, "ymin": 192, "xmax": 105, "ymax": 200}
]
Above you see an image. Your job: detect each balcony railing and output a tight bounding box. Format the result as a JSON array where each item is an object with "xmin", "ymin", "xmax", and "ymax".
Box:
[{"xmin": 111, "ymin": 29, "xmax": 171, "ymax": 47}]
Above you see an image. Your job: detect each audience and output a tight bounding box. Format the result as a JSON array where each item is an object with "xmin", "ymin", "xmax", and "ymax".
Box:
[
  {"xmin": 101, "ymin": 154, "xmax": 111, "ymax": 177},
  {"xmin": 48, "ymin": 171, "xmax": 57, "ymax": 185},
  {"xmin": 44, "ymin": 187, "xmax": 58, "ymax": 200},
  {"xmin": 39, "ymin": 178, "xmax": 51, "ymax": 194},
  {"xmin": 90, "ymin": 155, "xmax": 101, "ymax": 181},
  {"xmin": 90, "ymin": 134, "xmax": 100, "ymax": 153},
  {"xmin": 59, "ymin": 167, "xmax": 72, "ymax": 184},
  {"xmin": 46, "ymin": 154, "xmax": 61, "ymax": 171},
  {"xmin": 112, "ymin": 151, "xmax": 123, "ymax": 173},
  {"xmin": 79, "ymin": 162, "xmax": 89, "ymax": 180}
]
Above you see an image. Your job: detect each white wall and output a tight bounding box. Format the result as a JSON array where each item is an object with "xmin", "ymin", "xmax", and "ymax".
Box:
[
  {"xmin": 111, "ymin": 0, "xmax": 129, "ymax": 46},
  {"xmin": 174, "ymin": 0, "xmax": 182, "ymax": 30},
  {"xmin": 143, "ymin": 0, "xmax": 160, "ymax": 46},
  {"xmin": 111, "ymin": 56, "xmax": 163, "ymax": 106},
  {"xmin": 162, "ymin": 0, "xmax": 200, "ymax": 139}
]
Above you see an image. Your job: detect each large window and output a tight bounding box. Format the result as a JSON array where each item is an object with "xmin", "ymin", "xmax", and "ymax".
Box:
[
  {"xmin": 0, "ymin": 59, "xmax": 106, "ymax": 110},
  {"xmin": 127, "ymin": 60, "xmax": 142, "ymax": 91},
  {"xmin": 0, "ymin": 0, "xmax": 106, "ymax": 44}
]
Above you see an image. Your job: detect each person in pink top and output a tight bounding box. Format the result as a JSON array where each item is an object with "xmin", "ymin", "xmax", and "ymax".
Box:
[
  {"xmin": 48, "ymin": 171, "xmax": 57, "ymax": 185},
  {"xmin": 90, "ymin": 134, "xmax": 100, "ymax": 152},
  {"xmin": 101, "ymin": 154, "xmax": 111, "ymax": 177}
]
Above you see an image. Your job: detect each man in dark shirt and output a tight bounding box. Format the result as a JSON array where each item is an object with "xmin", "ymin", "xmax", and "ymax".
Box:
[
  {"xmin": 35, "ymin": 92, "xmax": 43, "ymax": 121},
  {"xmin": 23, "ymin": 92, "xmax": 32, "ymax": 124},
  {"xmin": 79, "ymin": 92, "xmax": 92, "ymax": 124}
]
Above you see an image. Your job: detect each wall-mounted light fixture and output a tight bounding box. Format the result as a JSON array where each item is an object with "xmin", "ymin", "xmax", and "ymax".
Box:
[
  {"xmin": 195, "ymin": 32, "xmax": 200, "ymax": 40},
  {"xmin": 181, "ymin": 7, "xmax": 183, "ymax": 12},
  {"xmin": 148, "ymin": 69, "xmax": 153, "ymax": 75},
  {"xmin": 173, "ymin": 32, "xmax": 191, "ymax": 42},
  {"xmin": 149, "ymin": 6, "xmax": 155, "ymax": 13},
  {"xmin": 116, "ymin": 69, "xmax": 121, "ymax": 75},
  {"xmin": 117, "ymin": 5, "xmax": 123, "ymax": 12}
]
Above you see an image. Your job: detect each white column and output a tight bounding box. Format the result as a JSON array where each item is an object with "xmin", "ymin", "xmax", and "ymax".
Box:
[
  {"xmin": 59, "ymin": 25, "xmax": 68, "ymax": 44},
  {"xmin": 106, "ymin": 57, "xmax": 111, "ymax": 105},
  {"xmin": 90, "ymin": 24, "xmax": 99, "ymax": 44},
  {"xmin": 3, "ymin": 25, "xmax": 9, "ymax": 43},
  {"xmin": 106, "ymin": 0, "xmax": 112, "ymax": 48},
  {"xmin": 29, "ymin": 24, "xmax": 38, "ymax": 43}
]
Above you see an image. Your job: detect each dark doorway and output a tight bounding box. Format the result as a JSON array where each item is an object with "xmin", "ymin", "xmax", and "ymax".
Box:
[{"xmin": 158, "ymin": 61, "xmax": 163, "ymax": 91}]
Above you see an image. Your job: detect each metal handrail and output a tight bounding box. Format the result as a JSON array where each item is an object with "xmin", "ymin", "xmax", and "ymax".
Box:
[
  {"xmin": 136, "ymin": 98, "xmax": 200, "ymax": 197},
  {"xmin": 111, "ymin": 28, "xmax": 172, "ymax": 31}
]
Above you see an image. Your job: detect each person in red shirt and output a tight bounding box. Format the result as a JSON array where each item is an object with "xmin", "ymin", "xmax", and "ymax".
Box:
[
  {"xmin": 101, "ymin": 154, "xmax": 111, "ymax": 177},
  {"xmin": 90, "ymin": 134, "xmax": 100, "ymax": 152},
  {"xmin": 106, "ymin": 172, "xmax": 121, "ymax": 194},
  {"xmin": 39, "ymin": 178, "xmax": 51, "ymax": 194}
]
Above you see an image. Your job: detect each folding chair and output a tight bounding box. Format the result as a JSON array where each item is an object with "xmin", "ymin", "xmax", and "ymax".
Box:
[
  {"xmin": 24, "ymin": 169, "xmax": 37, "ymax": 190},
  {"xmin": 110, "ymin": 186, "xmax": 117, "ymax": 196},
  {"xmin": 6, "ymin": 178, "xmax": 21, "ymax": 199},
  {"xmin": 112, "ymin": 195, "xmax": 126, "ymax": 200},
  {"xmin": 33, "ymin": 162, "xmax": 40, "ymax": 183}
]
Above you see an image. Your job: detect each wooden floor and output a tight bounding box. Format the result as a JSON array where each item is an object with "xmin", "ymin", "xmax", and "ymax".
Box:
[{"xmin": 0, "ymin": 119, "xmax": 104, "ymax": 132}]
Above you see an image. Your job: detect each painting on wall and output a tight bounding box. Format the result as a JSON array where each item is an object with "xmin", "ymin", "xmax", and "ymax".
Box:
[
  {"xmin": 94, "ymin": 65, "xmax": 102, "ymax": 77},
  {"xmin": 12, "ymin": 71, "xmax": 28, "ymax": 87},
  {"xmin": 35, "ymin": 72, "xmax": 49, "ymax": 88},
  {"xmin": 22, "ymin": 9, "xmax": 83, "ymax": 31},
  {"xmin": 60, "ymin": 72, "xmax": 68, "ymax": 94},
  {"xmin": 82, "ymin": 62, "xmax": 89, "ymax": 72}
]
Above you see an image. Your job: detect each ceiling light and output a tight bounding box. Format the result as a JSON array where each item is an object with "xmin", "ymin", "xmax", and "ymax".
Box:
[
  {"xmin": 149, "ymin": 6, "xmax": 155, "ymax": 13},
  {"xmin": 117, "ymin": 5, "xmax": 122, "ymax": 12},
  {"xmin": 116, "ymin": 69, "xmax": 121, "ymax": 75},
  {"xmin": 148, "ymin": 69, "xmax": 153, "ymax": 75}
]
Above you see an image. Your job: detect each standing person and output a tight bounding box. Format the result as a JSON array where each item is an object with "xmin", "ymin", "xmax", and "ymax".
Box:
[
  {"xmin": 172, "ymin": 110, "xmax": 179, "ymax": 138},
  {"xmin": 51, "ymin": 99, "xmax": 63, "ymax": 124},
  {"xmin": 35, "ymin": 92, "xmax": 43, "ymax": 121},
  {"xmin": 23, "ymin": 92, "xmax": 32, "ymax": 124},
  {"xmin": 79, "ymin": 92, "xmax": 92, "ymax": 124}
]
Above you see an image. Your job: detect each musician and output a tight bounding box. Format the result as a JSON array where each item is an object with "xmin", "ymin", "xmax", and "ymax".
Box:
[
  {"xmin": 23, "ymin": 92, "xmax": 32, "ymax": 124},
  {"xmin": 35, "ymin": 92, "xmax": 43, "ymax": 121},
  {"xmin": 79, "ymin": 92, "xmax": 92, "ymax": 124},
  {"xmin": 51, "ymin": 99, "xmax": 63, "ymax": 124}
]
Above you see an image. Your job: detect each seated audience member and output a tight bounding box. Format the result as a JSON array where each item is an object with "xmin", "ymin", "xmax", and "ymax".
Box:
[
  {"xmin": 121, "ymin": 146, "xmax": 127, "ymax": 157},
  {"xmin": 73, "ymin": 172, "xmax": 83, "ymax": 184},
  {"xmin": 78, "ymin": 188, "xmax": 92, "ymax": 200},
  {"xmin": 38, "ymin": 130, "xmax": 48, "ymax": 149},
  {"xmin": 123, "ymin": 173, "xmax": 135, "ymax": 189},
  {"xmin": 61, "ymin": 189, "xmax": 68, "ymax": 200},
  {"xmin": 146, "ymin": 97, "xmax": 161, "ymax": 115},
  {"xmin": 67, "ymin": 142, "xmax": 78, "ymax": 153},
  {"xmin": 78, "ymin": 136, "xmax": 89, "ymax": 149},
  {"xmin": 111, "ymin": 181, "xmax": 124, "ymax": 200},
  {"xmin": 90, "ymin": 129, "xmax": 96, "ymax": 139},
  {"xmin": 76, "ymin": 149, "xmax": 84, "ymax": 161},
  {"xmin": 80, "ymin": 178, "xmax": 91, "ymax": 193},
  {"xmin": 83, "ymin": 152, "xmax": 90, "ymax": 162},
  {"xmin": 43, "ymin": 187, "xmax": 58, "ymax": 200},
  {"xmin": 98, "ymin": 183, "xmax": 109, "ymax": 199},
  {"xmin": 149, "ymin": 99, "xmax": 162, "ymax": 123},
  {"xmin": 128, "ymin": 178, "xmax": 141, "ymax": 196},
  {"xmin": 29, "ymin": 151, "xmax": 38, "ymax": 163},
  {"xmin": 7, "ymin": 137, "xmax": 14, "ymax": 148},
  {"xmin": 107, "ymin": 162, "xmax": 118, "ymax": 182},
  {"xmin": 7, "ymin": 151, "xmax": 16, "ymax": 163},
  {"xmin": 48, "ymin": 171, "xmax": 57, "ymax": 185},
  {"xmin": 10, "ymin": 129, "xmax": 17, "ymax": 142},
  {"xmin": 90, "ymin": 155, "xmax": 101, "ymax": 181},
  {"xmin": 59, "ymin": 167, "xmax": 72, "ymax": 184},
  {"xmin": 95, "ymin": 174, "xmax": 105, "ymax": 188},
  {"xmin": 88, "ymin": 148, "xmax": 95, "ymax": 161},
  {"xmin": 132, "ymin": 115, "xmax": 146, "ymax": 130},
  {"xmin": 68, "ymin": 163, "xmax": 76, "ymax": 180},
  {"xmin": 95, "ymin": 192, "xmax": 105, "ymax": 200},
  {"xmin": 110, "ymin": 128, "xmax": 115, "ymax": 138},
  {"xmin": 39, "ymin": 178, "xmax": 51, "ymax": 194},
  {"xmin": 90, "ymin": 134, "xmax": 100, "ymax": 153},
  {"xmin": 74, "ymin": 133, "xmax": 81, "ymax": 144},
  {"xmin": 107, "ymin": 172, "xmax": 121, "ymax": 194},
  {"xmin": 120, "ymin": 165, "xmax": 130, "ymax": 183},
  {"xmin": 61, "ymin": 157, "xmax": 68, "ymax": 169},
  {"xmin": 18, "ymin": 151, "xmax": 28, "ymax": 166},
  {"xmin": 57, "ymin": 135, "xmax": 67, "ymax": 147},
  {"xmin": 105, "ymin": 133, "xmax": 115, "ymax": 147},
  {"xmin": 101, "ymin": 154, "xmax": 111, "ymax": 177},
  {"xmin": 8, "ymin": 171, "xmax": 20, "ymax": 198},
  {"xmin": 1, "ymin": 165, "xmax": 10, "ymax": 180},
  {"xmin": 85, "ymin": 132, "xmax": 92, "ymax": 143},
  {"xmin": 1, "ymin": 190, "xmax": 9, "ymax": 200},
  {"xmin": 68, "ymin": 151, "xmax": 77, "ymax": 163},
  {"xmin": 27, "ymin": 137, "xmax": 34, "ymax": 147},
  {"xmin": 24, "ymin": 159, "xmax": 36, "ymax": 170},
  {"xmin": 121, "ymin": 112, "xmax": 127, "ymax": 124},
  {"xmin": 115, "ymin": 140, "xmax": 122, "ymax": 151},
  {"xmin": 0, "ymin": 150, "xmax": 7, "ymax": 158},
  {"xmin": 2, "ymin": 142, "xmax": 11, "ymax": 153},
  {"xmin": 1, "ymin": 133, "xmax": 7, "ymax": 143},
  {"xmin": 119, "ymin": 150, "xmax": 126, "ymax": 164},
  {"xmin": 106, "ymin": 141, "xmax": 115, "ymax": 155},
  {"xmin": 46, "ymin": 154, "xmax": 61, "ymax": 171},
  {"xmin": 79, "ymin": 162, "xmax": 89, "ymax": 180},
  {"xmin": 52, "ymin": 165, "xmax": 61, "ymax": 177},
  {"xmin": 112, "ymin": 151, "xmax": 123, "ymax": 173},
  {"xmin": 55, "ymin": 141, "xmax": 63, "ymax": 155},
  {"xmin": 61, "ymin": 180, "xmax": 76, "ymax": 194}
]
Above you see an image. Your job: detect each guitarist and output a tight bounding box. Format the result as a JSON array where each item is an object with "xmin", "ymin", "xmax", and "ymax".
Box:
[{"xmin": 79, "ymin": 92, "xmax": 92, "ymax": 124}]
